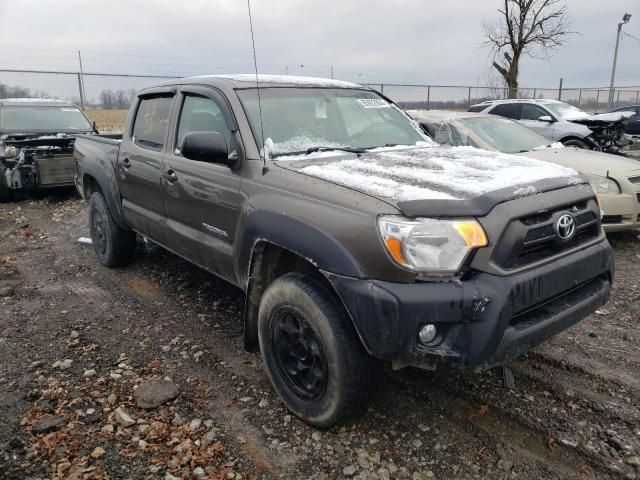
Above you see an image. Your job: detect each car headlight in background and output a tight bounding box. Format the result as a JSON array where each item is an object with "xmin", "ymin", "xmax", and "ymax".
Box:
[
  {"xmin": 585, "ymin": 174, "xmax": 621, "ymax": 194},
  {"xmin": 378, "ymin": 216, "xmax": 487, "ymax": 275}
]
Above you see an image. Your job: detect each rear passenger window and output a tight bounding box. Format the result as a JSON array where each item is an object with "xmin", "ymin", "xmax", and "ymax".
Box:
[
  {"xmin": 490, "ymin": 103, "xmax": 522, "ymax": 119},
  {"xmin": 468, "ymin": 105, "xmax": 486, "ymax": 113},
  {"xmin": 132, "ymin": 96, "xmax": 173, "ymax": 150}
]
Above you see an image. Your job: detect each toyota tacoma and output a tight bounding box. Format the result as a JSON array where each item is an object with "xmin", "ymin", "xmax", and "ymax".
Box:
[{"xmin": 73, "ymin": 75, "xmax": 614, "ymax": 427}]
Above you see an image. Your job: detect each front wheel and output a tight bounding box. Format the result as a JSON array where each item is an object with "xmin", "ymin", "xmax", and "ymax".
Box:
[
  {"xmin": 562, "ymin": 138, "xmax": 590, "ymax": 149},
  {"xmin": 88, "ymin": 191, "xmax": 136, "ymax": 267},
  {"xmin": 258, "ymin": 272, "xmax": 382, "ymax": 428}
]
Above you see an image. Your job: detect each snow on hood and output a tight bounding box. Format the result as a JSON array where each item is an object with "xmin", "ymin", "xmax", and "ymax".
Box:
[
  {"xmin": 570, "ymin": 111, "xmax": 634, "ymax": 124},
  {"xmin": 276, "ymin": 145, "xmax": 579, "ymax": 202}
]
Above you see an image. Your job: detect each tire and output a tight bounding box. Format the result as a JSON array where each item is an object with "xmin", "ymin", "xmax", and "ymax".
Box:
[
  {"xmin": 0, "ymin": 165, "xmax": 13, "ymax": 203},
  {"xmin": 88, "ymin": 191, "xmax": 136, "ymax": 267},
  {"xmin": 258, "ymin": 272, "xmax": 382, "ymax": 428},
  {"xmin": 562, "ymin": 138, "xmax": 590, "ymax": 149}
]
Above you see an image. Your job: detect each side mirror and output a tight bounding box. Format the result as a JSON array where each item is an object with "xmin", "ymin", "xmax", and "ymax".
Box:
[
  {"xmin": 538, "ymin": 115, "xmax": 554, "ymax": 123},
  {"xmin": 180, "ymin": 131, "xmax": 229, "ymax": 165}
]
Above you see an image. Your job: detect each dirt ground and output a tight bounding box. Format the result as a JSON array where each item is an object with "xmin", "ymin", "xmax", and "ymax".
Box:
[{"xmin": 0, "ymin": 191, "xmax": 639, "ymax": 480}]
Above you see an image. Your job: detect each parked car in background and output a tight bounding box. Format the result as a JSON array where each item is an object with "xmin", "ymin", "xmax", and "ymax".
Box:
[
  {"xmin": 469, "ymin": 98, "xmax": 632, "ymax": 154},
  {"xmin": 609, "ymin": 105, "xmax": 640, "ymax": 135},
  {"xmin": 0, "ymin": 98, "xmax": 95, "ymax": 202},
  {"xmin": 73, "ymin": 75, "xmax": 613, "ymax": 427},
  {"xmin": 410, "ymin": 110, "xmax": 640, "ymax": 233}
]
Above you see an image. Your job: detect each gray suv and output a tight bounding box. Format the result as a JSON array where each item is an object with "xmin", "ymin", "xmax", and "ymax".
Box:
[{"xmin": 469, "ymin": 99, "xmax": 630, "ymax": 153}]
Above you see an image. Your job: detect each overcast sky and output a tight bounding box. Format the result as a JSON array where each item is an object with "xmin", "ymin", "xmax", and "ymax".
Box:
[{"xmin": 0, "ymin": 0, "xmax": 638, "ymax": 88}]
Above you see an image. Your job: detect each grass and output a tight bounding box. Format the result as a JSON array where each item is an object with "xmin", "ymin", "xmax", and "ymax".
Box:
[{"xmin": 84, "ymin": 109, "xmax": 128, "ymax": 133}]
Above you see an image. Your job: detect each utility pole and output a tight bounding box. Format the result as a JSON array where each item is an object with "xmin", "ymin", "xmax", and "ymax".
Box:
[
  {"xmin": 77, "ymin": 50, "xmax": 86, "ymax": 110},
  {"xmin": 330, "ymin": 65, "xmax": 334, "ymax": 79},
  {"xmin": 558, "ymin": 78, "xmax": 563, "ymax": 101},
  {"xmin": 608, "ymin": 13, "xmax": 632, "ymax": 110}
]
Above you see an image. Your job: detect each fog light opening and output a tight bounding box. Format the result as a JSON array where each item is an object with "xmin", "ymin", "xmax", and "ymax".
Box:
[{"xmin": 418, "ymin": 324, "xmax": 438, "ymax": 345}]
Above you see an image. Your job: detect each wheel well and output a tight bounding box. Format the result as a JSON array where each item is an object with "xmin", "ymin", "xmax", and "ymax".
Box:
[
  {"xmin": 83, "ymin": 174, "xmax": 101, "ymax": 199},
  {"xmin": 559, "ymin": 136, "xmax": 587, "ymax": 144},
  {"xmin": 243, "ymin": 241, "xmax": 330, "ymax": 352}
]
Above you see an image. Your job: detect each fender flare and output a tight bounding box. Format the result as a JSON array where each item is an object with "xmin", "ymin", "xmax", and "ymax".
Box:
[
  {"xmin": 81, "ymin": 167, "xmax": 130, "ymax": 230},
  {"xmin": 238, "ymin": 210, "xmax": 365, "ymax": 287},
  {"xmin": 238, "ymin": 210, "xmax": 366, "ymax": 352}
]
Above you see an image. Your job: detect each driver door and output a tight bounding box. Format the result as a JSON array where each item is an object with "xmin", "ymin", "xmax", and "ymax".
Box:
[
  {"xmin": 519, "ymin": 104, "xmax": 556, "ymax": 140},
  {"xmin": 161, "ymin": 86, "xmax": 243, "ymax": 284}
]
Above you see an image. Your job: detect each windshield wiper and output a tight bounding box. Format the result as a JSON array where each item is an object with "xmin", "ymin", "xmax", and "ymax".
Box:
[{"xmin": 305, "ymin": 146, "xmax": 366, "ymax": 155}]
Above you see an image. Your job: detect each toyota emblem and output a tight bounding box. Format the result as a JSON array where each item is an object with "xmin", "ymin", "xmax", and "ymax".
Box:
[{"xmin": 556, "ymin": 214, "xmax": 576, "ymax": 240}]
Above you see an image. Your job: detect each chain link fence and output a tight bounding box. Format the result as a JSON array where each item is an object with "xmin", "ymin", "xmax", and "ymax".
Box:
[{"xmin": 1, "ymin": 68, "xmax": 639, "ymax": 130}]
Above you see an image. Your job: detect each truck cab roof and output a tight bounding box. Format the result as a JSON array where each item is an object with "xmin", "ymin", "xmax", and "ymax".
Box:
[{"xmin": 138, "ymin": 74, "xmax": 370, "ymax": 95}]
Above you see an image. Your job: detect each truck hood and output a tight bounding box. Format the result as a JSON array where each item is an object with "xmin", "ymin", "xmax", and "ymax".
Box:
[
  {"xmin": 275, "ymin": 145, "xmax": 586, "ymax": 217},
  {"xmin": 521, "ymin": 147, "xmax": 640, "ymax": 178}
]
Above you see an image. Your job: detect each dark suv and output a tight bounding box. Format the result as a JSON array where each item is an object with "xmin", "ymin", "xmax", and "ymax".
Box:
[{"xmin": 74, "ymin": 75, "xmax": 613, "ymax": 427}]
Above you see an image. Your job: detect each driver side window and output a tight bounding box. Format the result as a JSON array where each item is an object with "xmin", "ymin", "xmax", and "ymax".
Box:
[{"xmin": 175, "ymin": 95, "xmax": 232, "ymax": 153}]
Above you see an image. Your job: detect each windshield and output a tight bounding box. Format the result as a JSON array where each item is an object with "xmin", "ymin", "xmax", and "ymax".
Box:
[
  {"xmin": 544, "ymin": 102, "xmax": 589, "ymax": 120},
  {"xmin": 0, "ymin": 105, "xmax": 93, "ymax": 132},
  {"xmin": 458, "ymin": 116, "xmax": 552, "ymax": 153},
  {"xmin": 236, "ymin": 88, "xmax": 428, "ymax": 156}
]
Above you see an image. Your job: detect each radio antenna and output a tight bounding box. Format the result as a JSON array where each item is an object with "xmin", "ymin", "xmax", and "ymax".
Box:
[{"xmin": 247, "ymin": 0, "xmax": 266, "ymax": 167}]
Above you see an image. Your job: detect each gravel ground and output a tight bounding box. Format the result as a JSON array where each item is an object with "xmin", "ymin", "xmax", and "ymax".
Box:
[{"xmin": 0, "ymin": 191, "xmax": 639, "ymax": 480}]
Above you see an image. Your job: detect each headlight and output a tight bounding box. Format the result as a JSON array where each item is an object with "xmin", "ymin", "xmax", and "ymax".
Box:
[
  {"xmin": 585, "ymin": 174, "xmax": 621, "ymax": 194},
  {"xmin": 378, "ymin": 216, "xmax": 487, "ymax": 275}
]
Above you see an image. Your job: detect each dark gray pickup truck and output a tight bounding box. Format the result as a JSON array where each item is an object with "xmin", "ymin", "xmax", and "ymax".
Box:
[{"xmin": 73, "ymin": 75, "xmax": 614, "ymax": 427}]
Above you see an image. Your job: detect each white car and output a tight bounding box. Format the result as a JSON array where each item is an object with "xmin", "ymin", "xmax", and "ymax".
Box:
[
  {"xmin": 469, "ymin": 98, "xmax": 631, "ymax": 154},
  {"xmin": 410, "ymin": 109, "xmax": 640, "ymax": 233}
]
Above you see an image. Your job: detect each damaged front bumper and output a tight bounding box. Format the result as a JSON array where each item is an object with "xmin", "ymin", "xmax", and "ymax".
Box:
[{"xmin": 325, "ymin": 239, "xmax": 614, "ymax": 370}]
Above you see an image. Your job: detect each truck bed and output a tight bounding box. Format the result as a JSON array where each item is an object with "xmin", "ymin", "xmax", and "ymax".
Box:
[{"xmin": 73, "ymin": 133, "xmax": 124, "ymax": 200}]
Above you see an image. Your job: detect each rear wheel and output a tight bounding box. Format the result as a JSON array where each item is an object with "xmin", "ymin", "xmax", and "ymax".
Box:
[
  {"xmin": 258, "ymin": 272, "xmax": 382, "ymax": 428},
  {"xmin": 0, "ymin": 165, "xmax": 13, "ymax": 203},
  {"xmin": 88, "ymin": 191, "xmax": 136, "ymax": 267},
  {"xmin": 562, "ymin": 138, "xmax": 590, "ymax": 149}
]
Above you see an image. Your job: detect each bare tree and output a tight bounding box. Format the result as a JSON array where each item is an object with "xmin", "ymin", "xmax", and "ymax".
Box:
[{"xmin": 484, "ymin": 0, "xmax": 573, "ymax": 98}]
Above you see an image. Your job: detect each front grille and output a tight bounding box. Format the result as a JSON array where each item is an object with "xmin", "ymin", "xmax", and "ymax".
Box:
[
  {"xmin": 524, "ymin": 224, "xmax": 555, "ymax": 242},
  {"xmin": 493, "ymin": 200, "xmax": 601, "ymax": 269},
  {"xmin": 575, "ymin": 211, "xmax": 597, "ymax": 225}
]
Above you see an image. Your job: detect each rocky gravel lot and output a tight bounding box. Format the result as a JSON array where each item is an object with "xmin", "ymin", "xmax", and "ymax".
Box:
[{"xmin": 0, "ymin": 192, "xmax": 639, "ymax": 480}]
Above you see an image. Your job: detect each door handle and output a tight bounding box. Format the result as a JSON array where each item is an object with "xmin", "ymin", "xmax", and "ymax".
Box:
[
  {"xmin": 162, "ymin": 170, "xmax": 178, "ymax": 183},
  {"xmin": 121, "ymin": 157, "xmax": 131, "ymax": 169}
]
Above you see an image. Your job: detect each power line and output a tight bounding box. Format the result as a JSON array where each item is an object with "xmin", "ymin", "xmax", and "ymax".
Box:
[{"xmin": 622, "ymin": 30, "xmax": 640, "ymax": 43}]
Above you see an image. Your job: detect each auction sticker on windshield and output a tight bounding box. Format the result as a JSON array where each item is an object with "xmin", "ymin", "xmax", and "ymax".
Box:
[{"xmin": 358, "ymin": 98, "xmax": 390, "ymax": 109}]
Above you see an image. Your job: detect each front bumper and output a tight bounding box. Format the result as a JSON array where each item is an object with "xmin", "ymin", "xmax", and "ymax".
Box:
[
  {"xmin": 326, "ymin": 239, "xmax": 613, "ymax": 370},
  {"xmin": 600, "ymin": 192, "xmax": 640, "ymax": 232}
]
